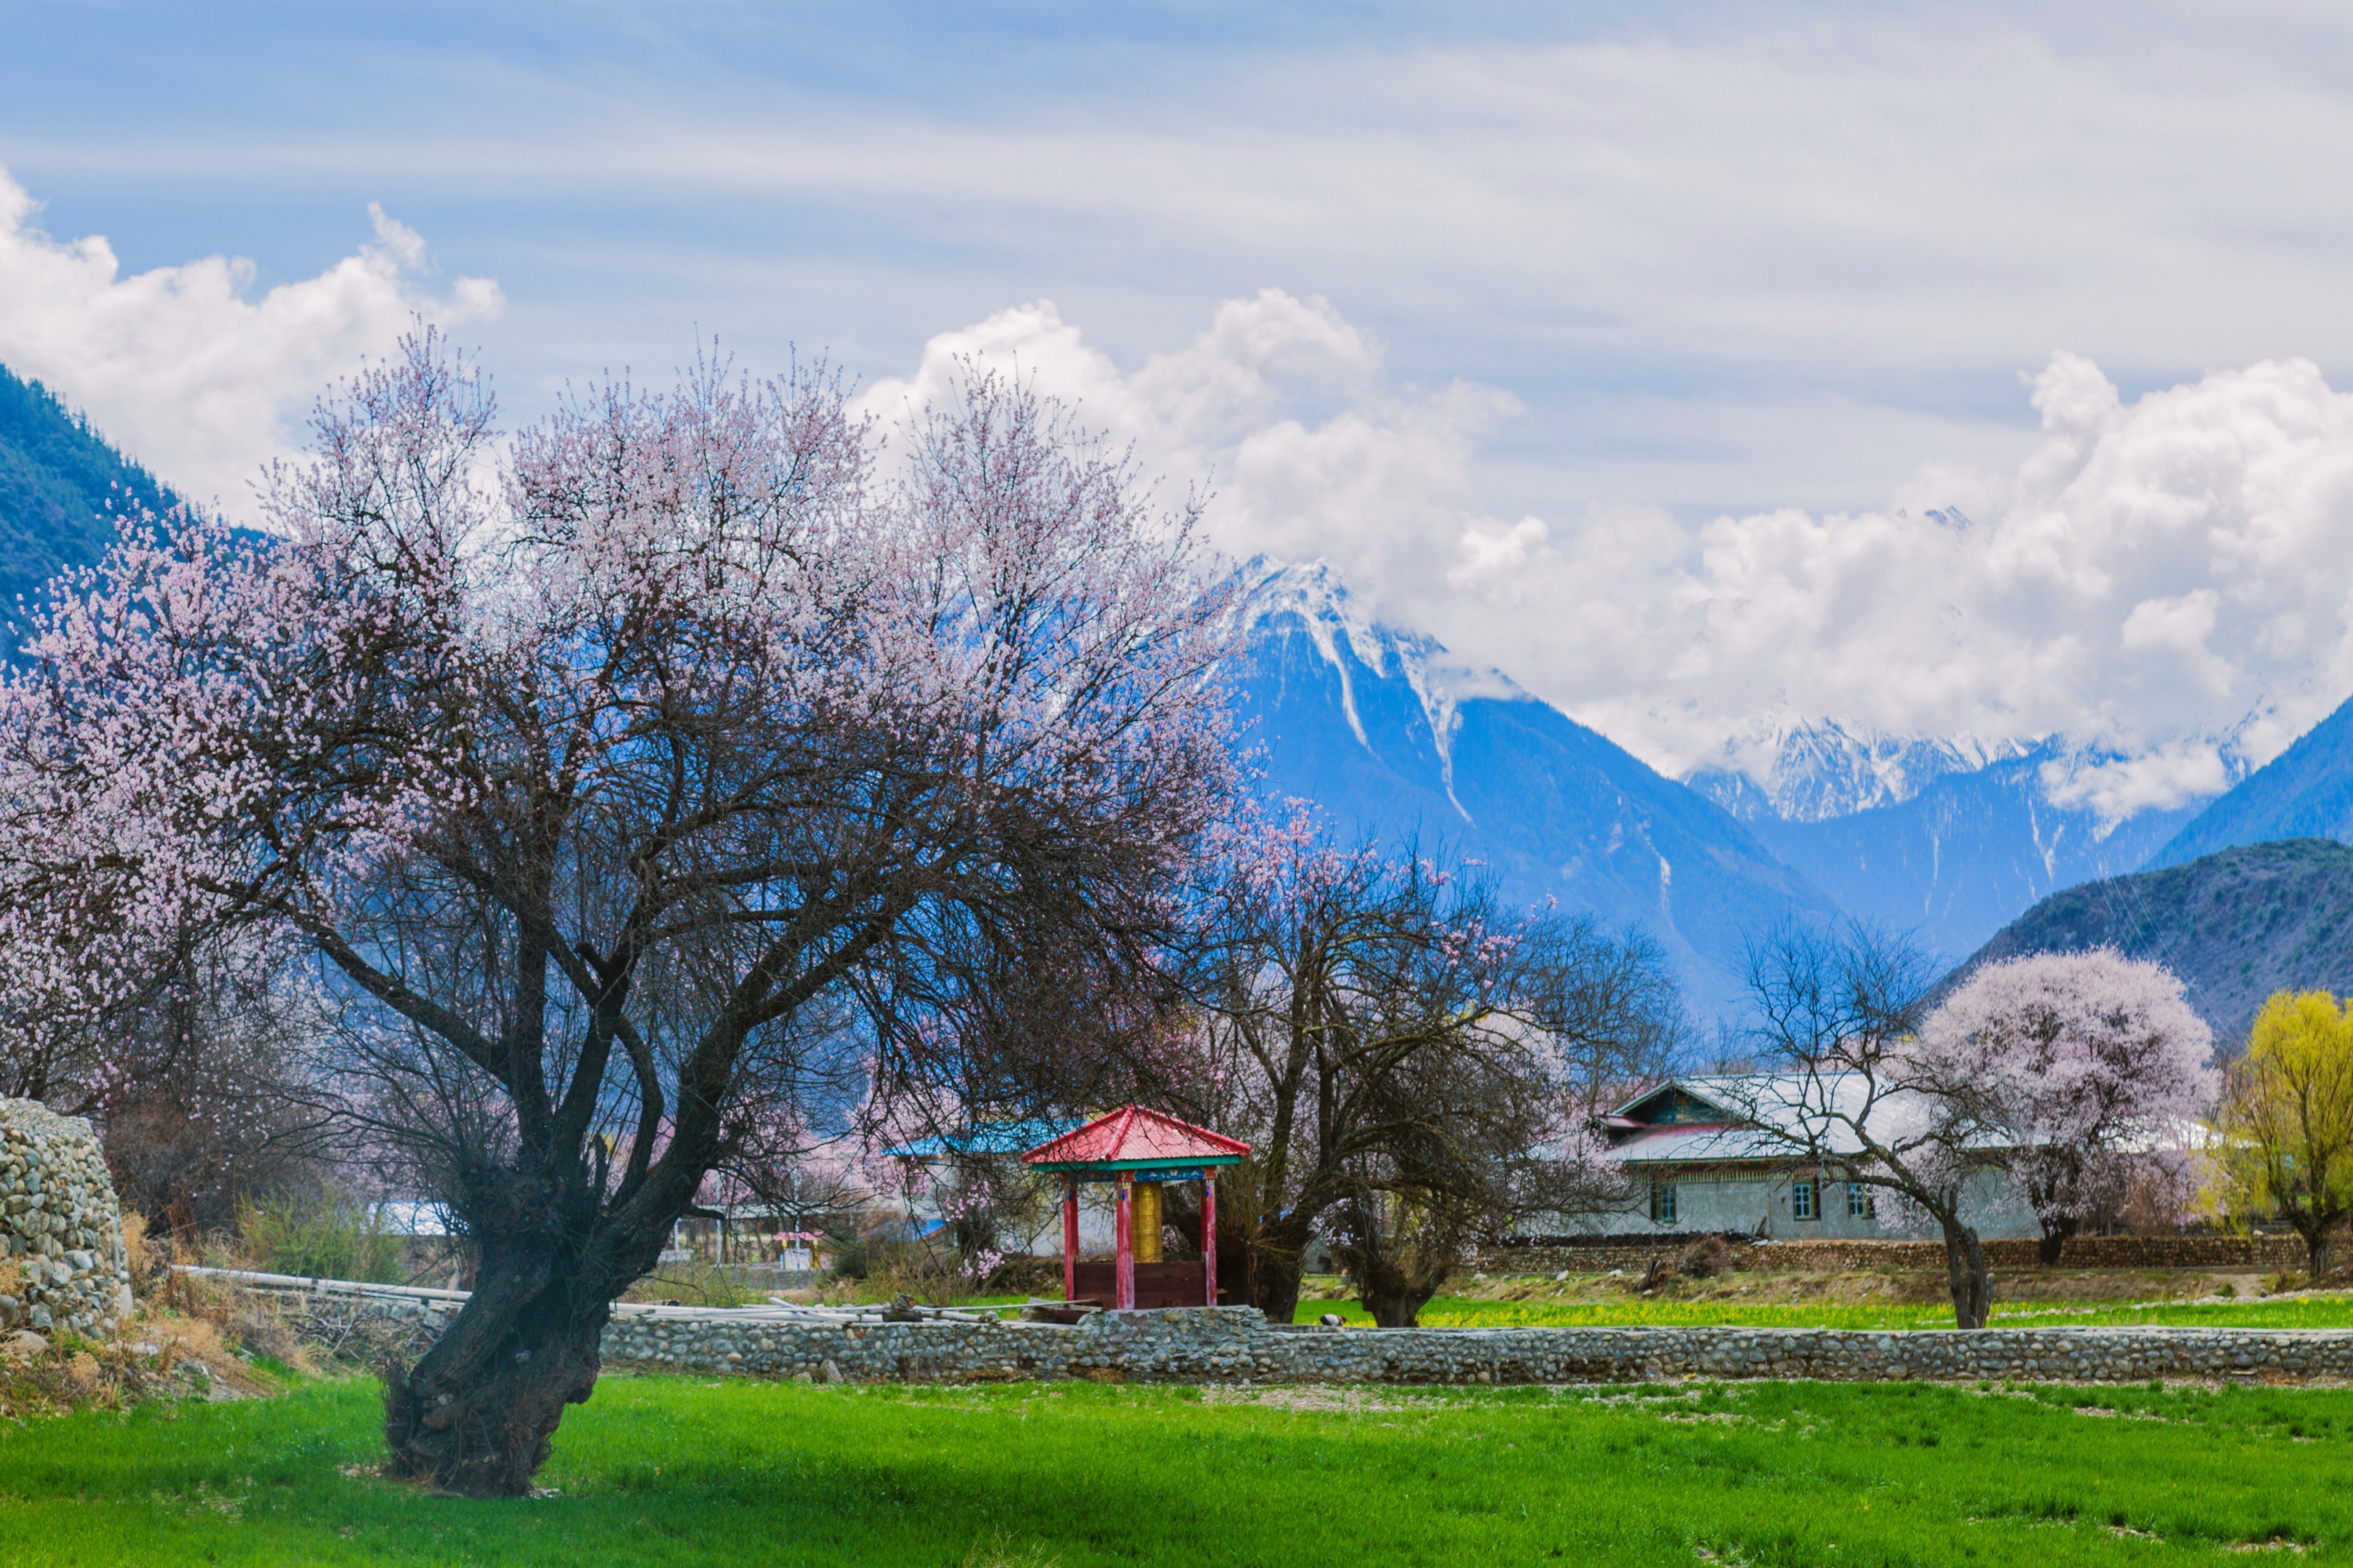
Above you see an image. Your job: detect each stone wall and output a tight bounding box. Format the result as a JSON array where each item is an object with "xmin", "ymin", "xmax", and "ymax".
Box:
[
  {"xmin": 219, "ymin": 1280, "xmax": 2353, "ymax": 1388},
  {"xmin": 1479, "ymin": 1233, "xmax": 2312, "ymax": 1275},
  {"xmin": 0, "ymin": 1098, "xmax": 132, "ymax": 1336},
  {"xmin": 592, "ymin": 1308, "xmax": 2353, "ymax": 1387}
]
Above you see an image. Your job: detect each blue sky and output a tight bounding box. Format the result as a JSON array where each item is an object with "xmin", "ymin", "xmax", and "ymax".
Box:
[{"xmin": 6, "ymin": 2, "xmax": 2353, "ymax": 795}]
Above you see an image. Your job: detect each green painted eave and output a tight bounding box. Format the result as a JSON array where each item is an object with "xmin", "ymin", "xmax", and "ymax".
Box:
[{"xmin": 1028, "ymin": 1154, "xmax": 1244, "ymax": 1174}]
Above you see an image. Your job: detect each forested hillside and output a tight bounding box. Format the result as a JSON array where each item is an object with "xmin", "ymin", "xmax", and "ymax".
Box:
[
  {"xmin": 1949, "ymin": 838, "xmax": 2353, "ymax": 1042},
  {"xmin": 0, "ymin": 364, "xmax": 173, "ymax": 629}
]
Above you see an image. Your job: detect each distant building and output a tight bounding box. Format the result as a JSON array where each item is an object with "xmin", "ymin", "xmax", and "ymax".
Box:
[{"xmin": 1562, "ymin": 1075, "xmax": 2039, "ymax": 1241}]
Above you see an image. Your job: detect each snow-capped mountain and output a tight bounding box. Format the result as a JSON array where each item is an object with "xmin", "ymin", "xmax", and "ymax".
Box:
[
  {"xmin": 1228, "ymin": 560, "xmax": 1838, "ymax": 1017},
  {"xmin": 1231, "ymin": 558, "xmax": 1526, "ymax": 825},
  {"xmin": 1685, "ymin": 717, "xmax": 2035, "ymax": 823},
  {"xmin": 1226, "ymin": 557, "xmax": 2304, "ymax": 1008},
  {"xmin": 1689, "ymin": 723, "xmax": 2210, "ymax": 964}
]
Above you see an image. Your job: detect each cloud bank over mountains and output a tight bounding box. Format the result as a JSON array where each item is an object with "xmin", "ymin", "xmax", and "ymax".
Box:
[
  {"xmin": 6, "ymin": 144, "xmax": 2349, "ymax": 822},
  {"xmin": 0, "ymin": 164, "xmax": 499, "ymax": 512},
  {"xmin": 874, "ymin": 293, "xmax": 2353, "ymax": 820}
]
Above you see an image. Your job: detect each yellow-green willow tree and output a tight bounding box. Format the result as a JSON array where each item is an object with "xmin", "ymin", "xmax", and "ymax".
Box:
[{"xmin": 2211, "ymin": 991, "xmax": 2353, "ymax": 1275}]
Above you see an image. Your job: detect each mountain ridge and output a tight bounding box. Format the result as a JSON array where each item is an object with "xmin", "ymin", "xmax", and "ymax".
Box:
[
  {"xmin": 1229, "ymin": 560, "xmax": 1841, "ymax": 1017},
  {"xmin": 2146, "ymin": 693, "xmax": 2353, "ymax": 869},
  {"xmin": 0, "ymin": 363, "xmax": 179, "ymax": 635},
  {"xmin": 1943, "ymin": 838, "xmax": 2353, "ymax": 1041}
]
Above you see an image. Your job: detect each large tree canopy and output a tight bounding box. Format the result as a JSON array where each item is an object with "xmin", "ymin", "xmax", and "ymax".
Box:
[
  {"xmin": 1924, "ymin": 948, "xmax": 2215, "ymax": 1263},
  {"xmin": 1151, "ymin": 810, "xmax": 1680, "ymax": 1328},
  {"xmin": 0, "ymin": 332, "xmax": 1236, "ymax": 1493},
  {"xmin": 2211, "ymin": 989, "xmax": 2353, "ymax": 1275}
]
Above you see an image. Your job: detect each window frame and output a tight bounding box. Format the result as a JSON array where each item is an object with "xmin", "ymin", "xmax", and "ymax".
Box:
[
  {"xmin": 1791, "ymin": 1178, "xmax": 1818, "ymax": 1221},
  {"xmin": 1651, "ymin": 1180, "xmax": 1678, "ymax": 1225},
  {"xmin": 1846, "ymin": 1182, "xmax": 1873, "ymax": 1219}
]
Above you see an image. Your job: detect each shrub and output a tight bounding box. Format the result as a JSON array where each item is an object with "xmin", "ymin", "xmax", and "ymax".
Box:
[
  {"xmin": 233, "ymin": 1196, "xmax": 404, "ymax": 1284},
  {"xmin": 1679, "ymin": 1234, "xmax": 1734, "ymax": 1279}
]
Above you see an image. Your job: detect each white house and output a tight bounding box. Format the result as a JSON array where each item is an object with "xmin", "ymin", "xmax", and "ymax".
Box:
[{"xmin": 1564, "ymin": 1075, "xmax": 2040, "ymax": 1241}]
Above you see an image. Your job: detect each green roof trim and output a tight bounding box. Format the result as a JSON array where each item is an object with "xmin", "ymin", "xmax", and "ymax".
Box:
[{"xmin": 1027, "ymin": 1153, "xmax": 1244, "ymax": 1173}]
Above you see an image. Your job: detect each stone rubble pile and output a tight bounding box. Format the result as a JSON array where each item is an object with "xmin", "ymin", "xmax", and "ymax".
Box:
[{"xmin": 0, "ymin": 1098, "xmax": 133, "ymax": 1337}]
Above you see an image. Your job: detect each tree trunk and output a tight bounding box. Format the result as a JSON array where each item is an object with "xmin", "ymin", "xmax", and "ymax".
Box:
[
  {"xmin": 1339, "ymin": 1241, "xmax": 1445, "ymax": 1326},
  {"xmin": 381, "ymin": 1231, "xmax": 622, "ymax": 1497},
  {"xmin": 2036, "ymin": 1214, "xmax": 2079, "ymax": 1267},
  {"xmin": 1939, "ymin": 1220, "xmax": 1991, "ymax": 1329},
  {"xmin": 1358, "ymin": 1281, "xmax": 1438, "ymax": 1328},
  {"xmin": 1244, "ymin": 1213, "xmax": 1314, "ymax": 1326},
  {"xmin": 2294, "ymin": 1217, "xmax": 2333, "ymax": 1280}
]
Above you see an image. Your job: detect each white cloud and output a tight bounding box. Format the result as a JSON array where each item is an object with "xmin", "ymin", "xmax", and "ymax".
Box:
[
  {"xmin": 1469, "ymin": 354, "xmax": 2353, "ymax": 818},
  {"xmin": 875, "ymin": 293, "xmax": 2353, "ymax": 824},
  {"xmin": 0, "ymin": 166, "xmax": 499, "ymax": 513}
]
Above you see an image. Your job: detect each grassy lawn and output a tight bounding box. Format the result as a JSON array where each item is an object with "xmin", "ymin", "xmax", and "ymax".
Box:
[
  {"xmin": 1, "ymin": 1373, "xmax": 2349, "ymax": 1565},
  {"xmin": 1302, "ymin": 1294, "xmax": 2353, "ymax": 1331}
]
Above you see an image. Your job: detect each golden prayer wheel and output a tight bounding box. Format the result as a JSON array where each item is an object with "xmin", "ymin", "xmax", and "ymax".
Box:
[{"xmin": 1132, "ymin": 1180, "xmax": 1163, "ymax": 1263}]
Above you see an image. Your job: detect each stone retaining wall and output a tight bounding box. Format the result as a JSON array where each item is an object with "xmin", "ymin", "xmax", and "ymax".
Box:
[
  {"xmin": 250, "ymin": 1288, "xmax": 2353, "ymax": 1388},
  {"xmin": 1478, "ymin": 1234, "xmax": 2312, "ymax": 1275},
  {"xmin": 0, "ymin": 1098, "xmax": 132, "ymax": 1337}
]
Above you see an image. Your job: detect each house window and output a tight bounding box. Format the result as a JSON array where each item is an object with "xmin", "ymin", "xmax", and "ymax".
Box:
[
  {"xmin": 1792, "ymin": 1180, "xmax": 1817, "ymax": 1220},
  {"xmin": 1651, "ymin": 1182, "xmax": 1678, "ymax": 1225},
  {"xmin": 1847, "ymin": 1183, "xmax": 1873, "ymax": 1219}
]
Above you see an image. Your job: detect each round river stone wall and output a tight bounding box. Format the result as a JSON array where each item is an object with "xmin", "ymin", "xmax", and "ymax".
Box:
[
  {"xmin": 0, "ymin": 1097, "xmax": 133, "ymax": 1336},
  {"xmin": 238, "ymin": 1286, "xmax": 2353, "ymax": 1388}
]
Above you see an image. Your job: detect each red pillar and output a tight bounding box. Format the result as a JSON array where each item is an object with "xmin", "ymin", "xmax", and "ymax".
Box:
[
  {"xmin": 1061, "ymin": 1177, "xmax": 1080, "ymax": 1302},
  {"xmin": 1114, "ymin": 1174, "xmax": 1135, "ymax": 1310},
  {"xmin": 1201, "ymin": 1174, "xmax": 1218, "ymax": 1307}
]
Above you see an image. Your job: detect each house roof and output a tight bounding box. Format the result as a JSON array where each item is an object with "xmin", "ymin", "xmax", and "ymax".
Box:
[
  {"xmin": 883, "ymin": 1119, "xmax": 1080, "ymax": 1160},
  {"xmin": 1604, "ymin": 1072, "xmax": 1965, "ymax": 1166},
  {"xmin": 1022, "ymin": 1106, "xmax": 1250, "ymax": 1172}
]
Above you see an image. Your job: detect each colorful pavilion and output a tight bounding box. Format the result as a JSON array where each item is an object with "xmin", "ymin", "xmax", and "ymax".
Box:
[{"xmin": 1022, "ymin": 1106, "xmax": 1250, "ymax": 1310}]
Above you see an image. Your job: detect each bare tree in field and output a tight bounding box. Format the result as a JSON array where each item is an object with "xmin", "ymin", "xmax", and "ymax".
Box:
[
  {"xmin": 1733, "ymin": 923, "xmax": 2006, "ymax": 1328},
  {"xmin": 0, "ymin": 332, "xmax": 1236, "ymax": 1494},
  {"xmin": 1155, "ymin": 812, "xmax": 1681, "ymax": 1326}
]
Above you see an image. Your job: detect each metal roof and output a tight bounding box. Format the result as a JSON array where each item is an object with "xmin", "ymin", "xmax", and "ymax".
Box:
[
  {"xmin": 1604, "ymin": 1072, "xmax": 1960, "ymax": 1165},
  {"xmin": 882, "ymin": 1119, "xmax": 1080, "ymax": 1160},
  {"xmin": 1022, "ymin": 1105, "xmax": 1250, "ymax": 1171}
]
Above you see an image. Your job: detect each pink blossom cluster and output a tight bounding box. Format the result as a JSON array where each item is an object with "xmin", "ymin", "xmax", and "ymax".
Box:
[{"xmin": 1919, "ymin": 947, "xmax": 2217, "ymax": 1235}]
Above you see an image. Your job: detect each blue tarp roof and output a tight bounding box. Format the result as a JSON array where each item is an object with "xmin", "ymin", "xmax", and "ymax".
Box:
[{"xmin": 883, "ymin": 1119, "xmax": 1080, "ymax": 1160}]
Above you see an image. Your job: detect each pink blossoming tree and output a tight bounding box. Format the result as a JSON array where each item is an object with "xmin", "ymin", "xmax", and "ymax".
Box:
[
  {"xmin": 1922, "ymin": 948, "xmax": 2217, "ymax": 1262},
  {"xmin": 1149, "ymin": 806, "xmax": 1681, "ymax": 1327},
  {"xmin": 0, "ymin": 330, "xmax": 1235, "ymax": 1493},
  {"xmin": 1738, "ymin": 929, "xmax": 2217, "ymax": 1326}
]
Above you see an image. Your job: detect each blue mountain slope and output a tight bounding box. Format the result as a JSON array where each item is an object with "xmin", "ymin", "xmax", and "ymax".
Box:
[
  {"xmin": 2146, "ymin": 693, "xmax": 2353, "ymax": 870},
  {"xmin": 1231, "ymin": 563, "xmax": 1838, "ymax": 1017},
  {"xmin": 1737, "ymin": 748, "xmax": 2201, "ymax": 967},
  {"xmin": 0, "ymin": 364, "xmax": 174, "ymax": 628}
]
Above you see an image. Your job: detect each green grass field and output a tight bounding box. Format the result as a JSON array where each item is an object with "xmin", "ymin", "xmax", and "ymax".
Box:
[
  {"xmin": 1302, "ymin": 1293, "xmax": 2353, "ymax": 1331},
  {"xmin": 2, "ymin": 1373, "xmax": 2349, "ymax": 1565},
  {"xmin": 912, "ymin": 1284, "xmax": 2353, "ymax": 1334}
]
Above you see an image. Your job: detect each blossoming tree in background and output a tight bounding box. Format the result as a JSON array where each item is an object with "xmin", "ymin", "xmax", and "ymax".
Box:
[
  {"xmin": 1923, "ymin": 949, "xmax": 2215, "ymax": 1263},
  {"xmin": 1149, "ymin": 807, "xmax": 1683, "ymax": 1328},
  {"xmin": 0, "ymin": 330, "xmax": 1236, "ymax": 1494},
  {"xmin": 1741, "ymin": 933, "xmax": 2217, "ymax": 1324},
  {"xmin": 1735, "ymin": 923, "xmax": 1999, "ymax": 1326}
]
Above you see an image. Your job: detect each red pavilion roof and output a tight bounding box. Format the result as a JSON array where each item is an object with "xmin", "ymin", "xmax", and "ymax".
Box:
[{"xmin": 1021, "ymin": 1106, "xmax": 1250, "ymax": 1171}]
